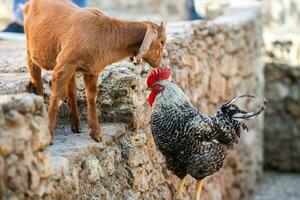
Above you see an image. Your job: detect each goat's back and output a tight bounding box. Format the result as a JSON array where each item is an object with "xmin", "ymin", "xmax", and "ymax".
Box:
[{"xmin": 24, "ymin": 0, "xmax": 109, "ymax": 71}]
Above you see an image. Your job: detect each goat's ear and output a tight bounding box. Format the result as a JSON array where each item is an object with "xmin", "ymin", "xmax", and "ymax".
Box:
[
  {"xmin": 135, "ymin": 24, "xmax": 158, "ymax": 62},
  {"xmin": 160, "ymin": 21, "xmax": 165, "ymax": 29}
]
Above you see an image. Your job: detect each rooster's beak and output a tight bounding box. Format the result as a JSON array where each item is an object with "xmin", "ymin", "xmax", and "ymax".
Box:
[{"xmin": 146, "ymin": 86, "xmax": 152, "ymax": 91}]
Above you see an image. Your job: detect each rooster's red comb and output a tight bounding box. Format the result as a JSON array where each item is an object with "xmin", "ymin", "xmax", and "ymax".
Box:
[{"xmin": 147, "ymin": 67, "xmax": 171, "ymax": 87}]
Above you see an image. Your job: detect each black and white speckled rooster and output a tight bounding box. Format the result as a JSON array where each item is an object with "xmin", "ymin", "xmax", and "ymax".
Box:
[{"xmin": 147, "ymin": 67, "xmax": 267, "ymax": 200}]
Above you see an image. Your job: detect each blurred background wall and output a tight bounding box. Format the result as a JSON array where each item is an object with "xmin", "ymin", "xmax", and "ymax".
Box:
[
  {"xmin": 1, "ymin": 0, "xmax": 299, "ymax": 24},
  {"xmin": 0, "ymin": 0, "xmax": 13, "ymax": 28},
  {"xmin": 261, "ymin": 0, "xmax": 300, "ymax": 27},
  {"xmin": 1, "ymin": 0, "xmax": 300, "ymax": 26},
  {"xmin": 89, "ymin": 0, "xmax": 188, "ymax": 21},
  {"xmin": 0, "ymin": 0, "xmax": 189, "ymax": 28}
]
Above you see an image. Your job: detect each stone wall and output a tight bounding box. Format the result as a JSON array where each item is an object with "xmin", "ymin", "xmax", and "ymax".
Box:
[
  {"xmin": 0, "ymin": 94, "xmax": 52, "ymax": 199},
  {"xmin": 0, "ymin": 2, "xmax": 264, "ymax": 200},
  {"xmin": 263, "ymin": 15, "xmax": 300, "ymax": 172},
  {"xmin": 264, "ymin": 63, "xmax": 300, "ymax": 172}
]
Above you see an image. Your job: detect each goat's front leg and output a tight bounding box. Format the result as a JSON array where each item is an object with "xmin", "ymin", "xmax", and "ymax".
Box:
[
  {"xmin": 48, "ymin": 64, "xmax": 75, "ymax": 143},
  {"xmin": 83, "ymin": 74, "xmax": 101, "ymax": 142},
  {"xmin": 26, "ymin": 55, "xmax": 43, "ymax": 96},
  {"xmin": 67, "ymin": 75, "xmax": 81, "ymax": 133}
]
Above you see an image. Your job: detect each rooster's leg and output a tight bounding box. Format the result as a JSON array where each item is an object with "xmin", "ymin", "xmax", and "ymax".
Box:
[
  {"xmin": 195, "ymin": 179, "xmax": 205, "ymax": 200},
  {"xmin": 176, "ymin": 176, "xmax": 186, "ymax": 199}
]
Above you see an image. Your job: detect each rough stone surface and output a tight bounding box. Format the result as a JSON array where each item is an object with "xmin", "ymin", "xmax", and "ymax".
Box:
[
  {"xmin": 0, "ymin": 2, "xmax": 264, "ymax": 200},
  {"xmin": 264, "ymin": 63, "xmax": 300, "ymax": 172},
  {"xmin": 0, "ymin": 94, "xmax": 51, "ymax": 199}
]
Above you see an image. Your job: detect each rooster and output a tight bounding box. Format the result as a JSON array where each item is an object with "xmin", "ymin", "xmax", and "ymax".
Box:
[{"xmin": 147, "ymin": 67, "xmax": 267, "ymax": 200}]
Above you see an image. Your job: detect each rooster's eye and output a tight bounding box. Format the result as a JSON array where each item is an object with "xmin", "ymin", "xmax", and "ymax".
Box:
[{"xmin": 152, "ymin": 84, "xmax": 164, "ymax": 92}]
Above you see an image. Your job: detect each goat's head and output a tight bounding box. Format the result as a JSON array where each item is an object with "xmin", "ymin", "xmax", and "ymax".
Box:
[{"xmin": 134, "ymin": 22, "xmax": 166, "ymax": 67}]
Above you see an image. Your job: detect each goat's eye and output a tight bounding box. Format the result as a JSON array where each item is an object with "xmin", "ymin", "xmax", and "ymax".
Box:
[{"xmin": 161, "ymin": 41, "xmax": 164, "ymax": 45}]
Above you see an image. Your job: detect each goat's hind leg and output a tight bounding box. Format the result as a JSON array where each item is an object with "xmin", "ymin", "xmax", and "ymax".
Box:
[
  {"xmin": 67, "ymin": 75, "xmax": 81, "ymax": 133},
  {"xmin": 48, "ymin": 64, "xmax": 76, "ymax": 143},
  {"xmin": 83, "ymin": 74, "xmax": 101, "ymax": 142},
  {"xmin": 26, "ymin": 54, "xmax": 43, "ymax": 96}
]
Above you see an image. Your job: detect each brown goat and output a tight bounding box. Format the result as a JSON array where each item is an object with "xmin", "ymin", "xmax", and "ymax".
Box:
[{"xmin": 24, "ymin": 0, "xmax": 166, "ymax": 143}]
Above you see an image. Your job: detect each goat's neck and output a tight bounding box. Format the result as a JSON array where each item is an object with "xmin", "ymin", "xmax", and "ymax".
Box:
[
  {"xmin": 96, "ymin": 20, "xmax": 147, "ymax": 69},
  {"xmin": 117, "ymin": 21, "xmax": 147, "ymax": 57}
]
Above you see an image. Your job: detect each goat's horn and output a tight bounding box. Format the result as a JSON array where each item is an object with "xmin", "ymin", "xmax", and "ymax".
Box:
[
  {"xmin": 160, "ymin": 21, "xmax": 165, "ymax": 28},
  {"xmin": 135, "ymin": 24, "xmax": 158, "ymax": 61},
  {"xmin": 233, "ymin": 98, "xmax": 268, "ymax": 120},
  {"xmin": 222, "ymin": 95, "xmax": 256, "ymax": 108}
]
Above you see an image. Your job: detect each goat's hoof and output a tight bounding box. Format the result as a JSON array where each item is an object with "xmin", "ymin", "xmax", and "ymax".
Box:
[
  {"xmin": 49, "ymin": 129, "xmax": 55, "ymax": 145},
  {"xmin": 90, "ymin": 131, "xmax": 102, "ymax": 142},
  {"xmin": 50, "ymin": 135, "xmax": 54, "ymax": 145},
  {"xmin": 71, "ymin": 123, "xmax": 82, "ymax": 134},
  {"xmin": 26, "ymin": 81, "xmax": 35, "ymax": 93}
]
